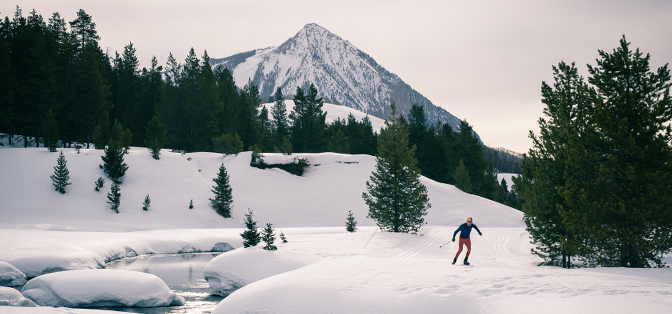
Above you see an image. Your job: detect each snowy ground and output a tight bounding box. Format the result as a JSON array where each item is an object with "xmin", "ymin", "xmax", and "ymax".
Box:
[{"xmin": 1, "ymin": 135, "xmax": 672, "ymax": 313}]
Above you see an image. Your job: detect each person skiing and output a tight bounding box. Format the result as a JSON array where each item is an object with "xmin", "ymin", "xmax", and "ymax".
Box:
[{"xmin": 452, "ymin": 217, "xmax": 482, "ymax": 265}]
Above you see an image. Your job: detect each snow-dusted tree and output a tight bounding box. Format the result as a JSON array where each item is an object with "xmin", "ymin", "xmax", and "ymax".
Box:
[
  {"xmin": 50, "ymin": 151, "xmax": 71, "ymax": 194},
  {"xmin": 210, "ymin": 163, "xmax": 233, "ymax": 218},
  {"xmin": 362, "ymin": 101, "xmax": 431, "ymax": 233},
  {"xmin": 95, "ymin": 177, "xmax": 105, "ymax": 192},
  {"xmin": 189, "ymin": 199, "xmax": 193, "ymax": 209},
  {"xmin": 240, "ymin": 209, "xmax": 261, "ymax": 247},
  {"xmin": 261, "ymin": 223, "xmax": 277, "ymax": 250},
  {"xmin": 142, "ymin": 194, "xmax": 151, "ymax": 211},
  {"xmin": 107, "ymin": 181, "xmax": 121, "ymax": 213},
  {"xmin": 280, "ymin": 231, "xmax": 288, "ymax": 243},
  {"xmin": 345, "ymin": 210, "xmax": 358, "ymax": 232}
]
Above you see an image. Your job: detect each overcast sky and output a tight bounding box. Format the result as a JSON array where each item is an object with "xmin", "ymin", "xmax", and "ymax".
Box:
[{"xmin": 3, "ymin": 0, "xmax": 671, "ymax": 153}]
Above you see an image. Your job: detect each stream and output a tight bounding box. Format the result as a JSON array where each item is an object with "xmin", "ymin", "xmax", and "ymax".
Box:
[{"xmin": 103, "ymin": 253, "xmax": 223, "ymax": 314}]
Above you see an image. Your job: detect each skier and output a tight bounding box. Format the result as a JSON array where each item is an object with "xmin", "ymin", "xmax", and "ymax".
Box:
[{"xmin": 451, "ymin": 217, "xmax": 482, "ymax": 265}]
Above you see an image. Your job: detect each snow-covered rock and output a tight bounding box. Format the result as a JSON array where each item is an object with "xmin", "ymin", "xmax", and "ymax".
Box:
[
  {"xmin": 0, "ymin": 286, "xmax": 37, "ymax": 307},
  {"xmin": 21, "ymin": 269, "xmax": 185, "ymax": 308},
  {"xmin": 0, "ymin": 261, "xmax": 26, "ymax": 286}
]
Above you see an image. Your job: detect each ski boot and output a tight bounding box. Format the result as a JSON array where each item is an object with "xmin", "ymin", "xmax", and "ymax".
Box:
[
  {"xmin": 463, "ymin": 258, "xmax": 470, "ymax": 266},
  {"xmin": 452, "ymin": 258, "xmax": 457, "ymax": 265}
]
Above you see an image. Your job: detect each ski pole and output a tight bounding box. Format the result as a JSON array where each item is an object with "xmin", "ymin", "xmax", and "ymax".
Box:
[
  {"xmin": 363, "ymin": 227, "xmax": 378, "ymax": 248},
  {"xmin": 439, "ymin": 239, "xmax": 452, "ymax": 248}
]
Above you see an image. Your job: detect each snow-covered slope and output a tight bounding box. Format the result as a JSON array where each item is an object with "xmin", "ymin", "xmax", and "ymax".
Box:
[
  {"xmin": 0, "ymin": 147, "xmax": 522, "ymax": 232},
  {"xmin": 211, "ymin": 23, "xmax": 463, "ymax": 133}
]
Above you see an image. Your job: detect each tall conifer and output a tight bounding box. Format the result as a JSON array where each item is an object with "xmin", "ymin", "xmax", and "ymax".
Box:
[
  {"xmin": 50, "ymin": 150, "xmax": 71, "ymax": 194},
  {"xmin": 362, "ymin": 101, "xmax": 430, "ymax": 233},
  {"xmin": 210, "ymin": 163, "xmax": 233, "ymax": 218}
]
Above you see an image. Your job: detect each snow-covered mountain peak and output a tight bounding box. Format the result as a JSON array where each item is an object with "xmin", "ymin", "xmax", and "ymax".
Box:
[{"xmin": 211, "ymin": 24, "xmax": 462, "ymax": 132}]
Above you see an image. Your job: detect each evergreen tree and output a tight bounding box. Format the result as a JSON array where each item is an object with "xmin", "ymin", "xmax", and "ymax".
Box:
[
  {"xmin": 95, "ymin": 177, "xmax": 105, "ymax": 192},
  {"xmin": 271, "ymin": 87, "xmax": 289, "ymax": 149},
  {"xmin": 240, "ymin": 209, "xmax": 261, "ymax": 247},
  {"xmin": 327, "ymin": 129, "xmax": 349, "ymax": 154},
  {"xmin": 345, "ymin": 210, "xmax": 358, "ymax": 232},
  {"xmin": 50, "ymin": 150, "xmax": 71, "ymax": 194},
  {"xmin": 44, "ymin": 109, "xmax": 59, "ymax": 152},
  {"xmin": 562, "ymin": 37, "xmax": 672, "ymax": 267},
  {"xmin": 189, "ymin": 199, "xmax": 193, "ymax": 209},
  {"xmin": 453, "ymin": 160, "xmax": 473, "ymax": 193},
  {"xmin": 144, "ymin": 115, "xmax": 164, "ymax": 159},
  {"xmin": 280, "ymin": 231, "xmax": 288, "ymax": 243},
  {"xmin": 362, "ymin": 101, "xmax": 430, "ymax": 233},
  {"xmin": 210, "ymin": 163, "xmax": 233, "ymax": 218},
  {"xmin": 261, "ymin": 223, "xmax": 277, "ymax": 250},
  {"xmin": 101, "ymin": 132, "xmax": 129, "ymax": 183},
  {"xmin": 107, "ymin": 181, "xmax": 121, "ymax": 213},
  {"xmin": 212, "ymin": 133, "xmax": 244, "ymax": 155},
  {"xmin": 513, "ymin": 61, "xmax": 590, "ymax": 268},
  {"xmin": 92, "ymin": 110, "xmax": 110, "ymax": 149},
  {"xmin": 289, "ymin": 84, "xmax": 327, "ymax": 152},
  {"xmin": 142, "ymin": 194, "xmax": 150, "ymax": 211}
]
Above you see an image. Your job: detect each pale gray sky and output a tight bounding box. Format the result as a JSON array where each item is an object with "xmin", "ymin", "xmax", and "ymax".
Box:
[{"xmin": 3, "ymin": 0, "xmax": 671, "ymax": 153}]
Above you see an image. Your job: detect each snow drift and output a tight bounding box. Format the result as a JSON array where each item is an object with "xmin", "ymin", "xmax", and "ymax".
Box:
[{"xmin": 21, "ymin": 269, "xmax": 185, "ymax": 307}]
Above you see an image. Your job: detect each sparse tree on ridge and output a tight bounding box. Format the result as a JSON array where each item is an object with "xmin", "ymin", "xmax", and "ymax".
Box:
[
  {"xmin": 210, "ymin": 163, "xmax": 233, "ymax": 218},
  {"xmin": 241, "ymin": 209, "xmax": 261, "ymax": 247},
  {"xmin": 50, "ymin": 151, "xmax": 71, "ymax": 194},
  {"xmin": 362, "ymin": 101, "xmax": 430, "ymax": 233},
  {"xmin": 346, "ymin": 210, "xmax": 358, "ymax": 233},
  {"xmin": 261, "ymin": 222, "xmax": 277, "ymax": 250}
]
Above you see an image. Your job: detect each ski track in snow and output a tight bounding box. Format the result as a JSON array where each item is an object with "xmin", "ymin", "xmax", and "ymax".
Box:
[{"xmin": 393, "ymin": 228, "xmax": 452, "ymax": 259}]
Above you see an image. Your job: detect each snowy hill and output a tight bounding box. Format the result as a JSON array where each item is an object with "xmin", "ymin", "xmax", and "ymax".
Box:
[
  {"xmin": 211, "ymin": 23, "xmax": 464, "ymax": 133},
  {"xmin": 0, "ymin": 147, "xmax": 522, "ymax": 232},
  {"xmin": 2, "ymin": 146, "xmax": 672, "ymax": 313}
]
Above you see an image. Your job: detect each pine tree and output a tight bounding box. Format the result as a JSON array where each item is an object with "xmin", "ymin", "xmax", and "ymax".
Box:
[
  {"xmin": 107, "ymin": 181, "xmax": 121, "ymax": 213},
  {"xmin": 453, "ymin": 160, "xmax": 472, "ymax": 193},
  {"xmin": 210, "ymin": 163, "xmax": 233, "ymax": 218},
  {"xmin": 142, "ymin": 194, "xmax": 150, "ymax": 211},
  {"xmin": 261, "ymin": 223, "xmax": 277, "ymax": 250},
  {"xmin": 101, "ymin": 133, "xmax": 128, "ymax": 183},
  {"xmin": 189, "ymin": 199, "xmax": 193, "ymax": 209},
  {"xmin": 50, "ymin": 150, "xmax": 71, "ymax": 194},
  {"xmin": 562, "ymin": 37, "xmax": 672, "ymax": 267},
  {"xmin": 289, "ymin": 84, "xmax": 327, "ymax": 152},
  {"xmin": 144, "ymin": 115, "xmax": 164, "ymax": 159},
  {"xmin": 44, "ymin": 109, "xmax": 59, "ymax": 152},
  {"xmin": 240, "ymin": 209, "xmax": 261, "ymax": 247},
  {"xmin": 345, "ymin": 210, "xmax": 358, "ymax": 232},
  {"xmin": 280, "ymin": 231, "xmax": 288, "ymax": 243},
  {"xmin": 92, "ymin": 111, "xmax": 110, "ymax": 149},
  {"xmin": 95, "ymin": 177, "xmax": 105, "ymax": 192},
  {"xmin": 271, "ymin": 87, "xmax": 289, "ymax": 150},
  {"xmin": 513, "ymin": 61, "xmax": 590, "ymax": 268},
  {"xmin": 362, "ymin": 101, "xmax": 431, "ymax": 233}
]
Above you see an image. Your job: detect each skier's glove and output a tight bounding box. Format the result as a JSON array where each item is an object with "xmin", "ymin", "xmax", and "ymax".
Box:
[
  {"xmin": 452, "ymin": 237, "xmax": 455, "ymax": 242},
  {"xmin": 478, "ymin": 231, "xmax": 482, "ymax": 236}
]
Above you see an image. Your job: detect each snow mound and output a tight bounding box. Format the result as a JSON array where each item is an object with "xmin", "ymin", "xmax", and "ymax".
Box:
[
  {"xmin": 0, "ymin": 262, "xmax": 26, "ymax": 286},
  {"xmin": 204, "ymin": 246, "xmax": 312, "ymax": 296},
  {"xmin": 21, "ymin": 269, "xmax": 185, "ymax": 308},
  {"xmin": 0, "ymin": 286, "xmax": 37, "ymax": 307}
]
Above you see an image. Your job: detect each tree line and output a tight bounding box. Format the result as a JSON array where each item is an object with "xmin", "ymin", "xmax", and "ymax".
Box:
[{"xmin": 0, "ymin": 7, "xmax": 520, "ymax": 209}]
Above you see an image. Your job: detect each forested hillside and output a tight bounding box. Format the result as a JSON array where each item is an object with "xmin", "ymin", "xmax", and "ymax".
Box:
[{"xmin": 0, "ymin": 7, "xmax": 520, "ymax": 208}]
